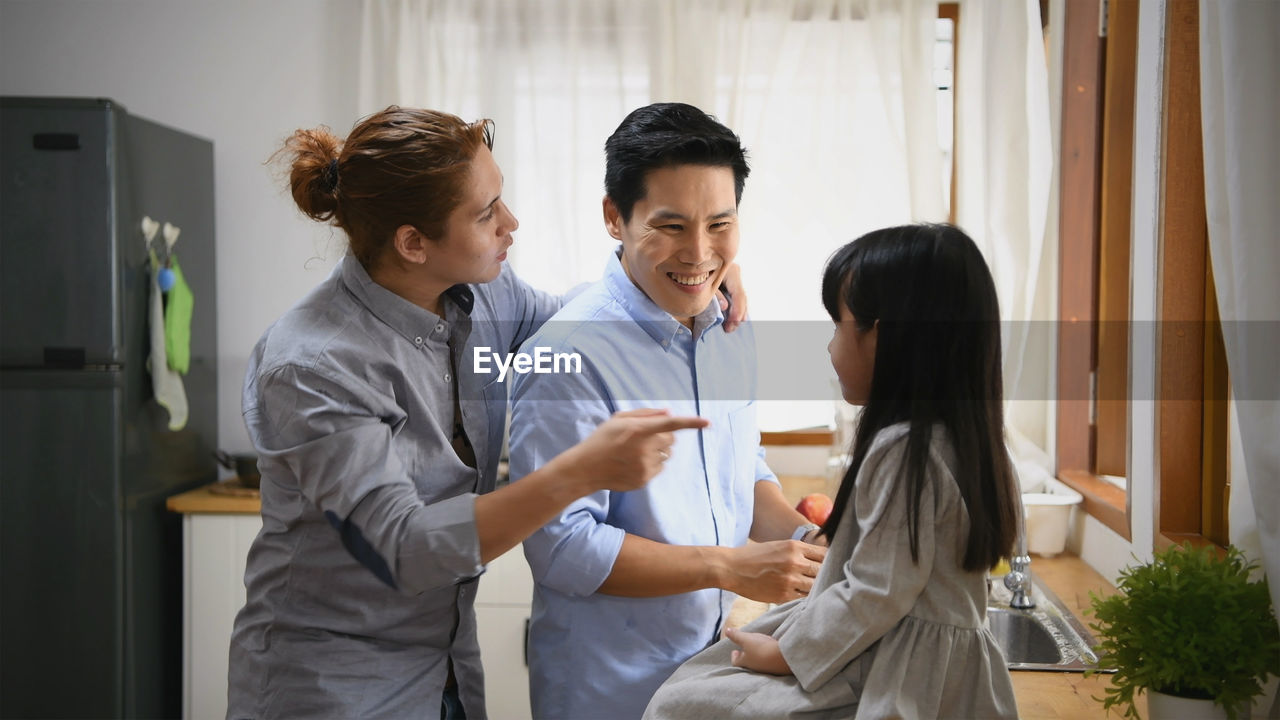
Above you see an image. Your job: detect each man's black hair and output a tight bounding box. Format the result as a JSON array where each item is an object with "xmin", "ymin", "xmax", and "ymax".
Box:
[{"xmin": 603, "ymin": 102, "xmax": 750, "ymax": 221}]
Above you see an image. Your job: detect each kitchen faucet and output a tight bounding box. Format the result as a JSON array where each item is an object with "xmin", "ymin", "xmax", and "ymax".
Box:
[{"xmin": 1003, "ymin": 502, "xmax": 1036, "ymax": 609}]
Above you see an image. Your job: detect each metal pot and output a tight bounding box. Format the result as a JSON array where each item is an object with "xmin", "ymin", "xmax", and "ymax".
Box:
[{"xmin": 215, "ymin": 450, "xmax": 260, "ymax": 489}]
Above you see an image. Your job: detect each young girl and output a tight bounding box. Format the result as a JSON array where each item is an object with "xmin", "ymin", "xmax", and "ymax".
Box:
[{"xmin": 644, "ymin": 223, "xmax": 1022, "ymax": 719}]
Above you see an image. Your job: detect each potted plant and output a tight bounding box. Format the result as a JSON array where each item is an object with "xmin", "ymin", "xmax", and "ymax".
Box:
[{"xmin": 1086, "ymin": 542, "xmax": 1280, "ymax": 719}]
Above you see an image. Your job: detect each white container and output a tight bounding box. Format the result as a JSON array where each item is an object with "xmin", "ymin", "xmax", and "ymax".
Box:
[
  {"xmin": 1021, "ymin": 476, "xmax": 1083, "ymax": 557},
  {"xmin": 1147, "ymin": 690, "xmax": 1248, "ymax": 719}
]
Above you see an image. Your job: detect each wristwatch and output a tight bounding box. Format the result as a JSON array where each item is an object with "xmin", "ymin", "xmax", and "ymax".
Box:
[{"xmin": 791, "ymin": 522, "xmax": 821, "ymax": 542}]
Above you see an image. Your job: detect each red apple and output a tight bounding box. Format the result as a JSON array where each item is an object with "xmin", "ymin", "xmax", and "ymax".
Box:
[{"xmin": 795, "ymin": 493, "xmax": 833, "ymax": 525}]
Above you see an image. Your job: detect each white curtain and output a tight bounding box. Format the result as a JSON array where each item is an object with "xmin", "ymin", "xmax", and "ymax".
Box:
[
  {"xmin": 357, "ymin": 0, "xmax": 1049, "ymax": 434},
  {"xmin": 709, "ymin": 0, "xmax": 946, "ymax": 431},
  {"xmin": 359, "ymin": 0, "xmax": 942, "ymax": 302},
  {"xmin": 360, "ymin": 0, "xmax": 653, "ymax": 293},
  {"xmin": 692, "ymin": 0, "xmax": 946, "ymax": 324},
  {"xmin": 952, "ymin": 0, "xmax": 1053, "ymax": 451},
  {"xmin": 1199, "ymin": 0, "xmax": 1280, "ymax": 668}
]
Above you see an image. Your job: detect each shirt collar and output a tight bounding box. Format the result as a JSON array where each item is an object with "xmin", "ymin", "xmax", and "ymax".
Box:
[
  {"xmin": 601, "ymin": 247, "xmax": 724, "ymax": 347},
  {"xmin": 444, "ymin": 283, "xmax": 475, "ymax": 314},
  {"xmin": 338, "ymin": 255, "xmax": 474, "ymax": 344}
]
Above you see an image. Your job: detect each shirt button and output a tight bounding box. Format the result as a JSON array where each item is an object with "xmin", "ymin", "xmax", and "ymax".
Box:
[
  {"xmin": 444, "ymin": 373, "xmax": 451, "ymax": 382},
  {"xmin": 414, "ymin": 336, "xmax": 423, "ymax": 345},
  {"xmin": 436, "ymin": 323, "xmax": 445, "ymax": 333}
]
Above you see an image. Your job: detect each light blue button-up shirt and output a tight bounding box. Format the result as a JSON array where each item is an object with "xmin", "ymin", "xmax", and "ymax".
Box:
[{"xmin": 509, "ymin": 249, "xmax": 777, "ymax": 720}]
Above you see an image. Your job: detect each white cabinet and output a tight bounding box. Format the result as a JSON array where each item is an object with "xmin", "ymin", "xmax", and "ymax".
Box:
[
  {"xmin": 181, "ymin": 512, "xmax": 261, "ymax": 720},
  {"xmin": 177, "ymin": 509, "xmax": 535, "ymax": 720},
  {"xmin": 476, "ymin": 549, "xmax": 535, "ymax": 720}
]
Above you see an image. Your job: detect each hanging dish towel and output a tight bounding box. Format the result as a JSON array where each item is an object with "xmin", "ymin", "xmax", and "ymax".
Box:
[
  {"xmin": 163, "ymin": 255, "xmax": 193, "ymax": 374},
  {"xmin": 148, "ymin": 248, "xmax": 188, "ymax": 430}
]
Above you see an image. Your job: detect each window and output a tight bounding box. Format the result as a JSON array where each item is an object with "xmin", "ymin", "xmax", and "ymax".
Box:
[
  {"xmin": 1056, "ymin": 0, "xmax": 1230, "ymax": 547},
  {"xmin": 1153, "ymin": 0, "xmax": 1229, "ymax": 550},
  {"xmin": 1057, "ymin": 0, "xmax": 1129, "ymax": 537}
]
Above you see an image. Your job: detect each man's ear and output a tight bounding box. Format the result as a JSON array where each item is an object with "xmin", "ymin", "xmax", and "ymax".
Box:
[
  {"xmin": 391, "ymin": 224, "xmax": 430, "ymax": 265},
  {"xmin": 602, "ymin": 196, "xmax": 625, "ymax": 241}
]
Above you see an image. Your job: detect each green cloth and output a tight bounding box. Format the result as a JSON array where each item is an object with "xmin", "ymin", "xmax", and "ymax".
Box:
[
  {"xmin": 163, "ymin": 255, "xmax": 194, "ymax": 375},
  {"xmin": 147, "ymin": 248, "xmax": 188, "ymax": 430}
]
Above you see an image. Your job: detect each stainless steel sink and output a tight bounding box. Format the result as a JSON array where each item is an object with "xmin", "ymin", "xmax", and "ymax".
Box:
[
  {"xmin": 987, "ymin": 608, "xmax": 1062, "ymax": 664},
  {"xmin": 986, "ymin": 574, "xmax": 1106, "ymax": 672}
]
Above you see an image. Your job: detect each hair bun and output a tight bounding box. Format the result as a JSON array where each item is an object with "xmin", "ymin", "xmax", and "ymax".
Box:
[
  {"xmin": 274, "ymin": 127, "xmax": 342, "ymax": 222},
  {"xmin": 323, "ymin": 158, "xmax": 340, "ymax": 193}
]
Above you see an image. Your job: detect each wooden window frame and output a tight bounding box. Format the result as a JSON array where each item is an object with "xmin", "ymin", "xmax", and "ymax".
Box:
[
  {"xmin": 939, "ymin": 2, "xmax": 959, "ymax": 224},
  {"xmin": 1153, "ymin": 0, "xmax": 1229, "ymax": 552},
  {"xmin": 1057, "ymin": 0, "xmax": 1132, "ymax": 539},
  {"xmin": 1057, "ymin": 0, "xmax": 1229, "ymax": 549}
]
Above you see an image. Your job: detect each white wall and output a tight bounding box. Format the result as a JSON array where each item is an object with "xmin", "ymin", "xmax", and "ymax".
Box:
[{"xmin": 0, "ymin": 0, "xmax": 362, "ymax": 452}]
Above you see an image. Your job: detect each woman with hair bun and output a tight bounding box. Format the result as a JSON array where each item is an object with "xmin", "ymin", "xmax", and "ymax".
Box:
[{"xmin": 227, "ymin": 107, "xmax": 746, "ymax": 719}]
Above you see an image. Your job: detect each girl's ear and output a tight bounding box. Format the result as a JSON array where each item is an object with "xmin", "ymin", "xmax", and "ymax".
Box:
[
  {"xmin": 603, "ymin": 196, "xmax": 625, "ymax": 241},
  {"xmin": 391, "ymin": 224, "xmax": 430, "ymax": 265},
  {"xmin": 855, "ymin": 318, "xmax": 878, "ymax": 373}
]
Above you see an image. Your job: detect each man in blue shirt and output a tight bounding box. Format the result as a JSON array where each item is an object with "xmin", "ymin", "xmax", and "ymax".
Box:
[{"xmin": 508, "ymin": 103, "xmax": 828, "ymax": 720}]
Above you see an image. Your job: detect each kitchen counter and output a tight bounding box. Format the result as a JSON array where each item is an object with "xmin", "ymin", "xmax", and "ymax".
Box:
[
  {"xmin": 172, "ymin": 471, "xmax": 829, "ymax": 516},
  {"xmin": 166, "ymin": 479, "xmax": 260, "ymax": 514},
  {"xmin": 171, "ymin": 475, "xmax": 1140, "ymax": 718}
]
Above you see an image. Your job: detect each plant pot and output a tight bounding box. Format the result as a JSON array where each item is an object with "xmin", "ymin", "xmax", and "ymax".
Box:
[{"xmin": 1147, "ymin": 690, "xmax": 1249, "ymax": 719}]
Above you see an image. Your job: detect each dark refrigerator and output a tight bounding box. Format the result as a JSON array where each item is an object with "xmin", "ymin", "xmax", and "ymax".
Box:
[{"xmin": 0, "ymin": 97, "xmax": 217, "ymax": 718}]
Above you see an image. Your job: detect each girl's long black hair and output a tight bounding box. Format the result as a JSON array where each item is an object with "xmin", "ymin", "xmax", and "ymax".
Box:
[{"xmin": 820, "ymin": 224, "xmax": 1019, "ymax": 572}]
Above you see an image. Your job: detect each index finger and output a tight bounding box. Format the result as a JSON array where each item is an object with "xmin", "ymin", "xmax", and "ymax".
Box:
[
  {"xmin": 631, "ymin": 414, "xmax": 710, "ymax": 434},
  {"xmin": 611, "ymin": 407, "xmax": 671, "ymax": 420}
]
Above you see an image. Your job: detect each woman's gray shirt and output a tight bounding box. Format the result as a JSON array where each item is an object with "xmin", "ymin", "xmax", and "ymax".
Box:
[{"xmin": 227, "ymin": 256, "xmax": 559, "ymax": 719}]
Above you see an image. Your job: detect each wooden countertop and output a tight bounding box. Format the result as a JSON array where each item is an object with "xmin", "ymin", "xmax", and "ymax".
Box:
[
  {"xmin": 172, "ymin": 470, "xmax": 826, "ymax": 515},
  {"xmin": 777, "ymin": 474, "xmax": 832, "ymax": 506},
  {"xmin": 166, "ymin": 479, "xmax": 261, "ymax": 514}
]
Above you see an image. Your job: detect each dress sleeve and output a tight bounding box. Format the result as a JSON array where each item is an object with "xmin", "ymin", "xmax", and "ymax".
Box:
[
  {"xmin": 776, "ymin": 434, "xmax": 940, "ymax": 691},
  {"xmin": 508, "ymin": 351, "xmax": 626, "ymax": 597},
  {"xmin": 247, "ymin": 364, "xmax": 483, "ymax": 594}
]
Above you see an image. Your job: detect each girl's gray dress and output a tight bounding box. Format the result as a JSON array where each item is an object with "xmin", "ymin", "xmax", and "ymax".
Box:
[{"xmin": 644, "ymin": 423, "xmax": 1019, "ymax": 720}]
